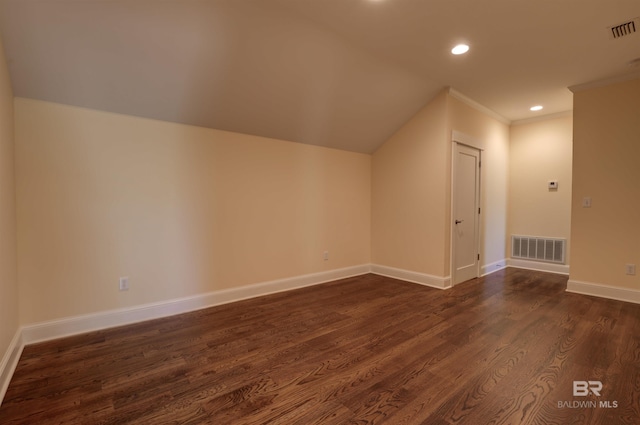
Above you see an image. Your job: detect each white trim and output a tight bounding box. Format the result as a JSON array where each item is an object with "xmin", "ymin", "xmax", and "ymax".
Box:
[
  {"xmin": 567, "ymin": 279, "xmax": 640, "ymax": 305},
  {"xmin": 569, "ymin": 71, "xmax": 640, "ymax": 93},
  {"xmin": 0, "ymin": 329, "xmax": 24, "ymax": 406},
  {"xmin": 511, "ymin": 110, "xmax": 573, "ymax": 126},
  {"xmin": 449, "ymin": 140, "xmax": 455, "ymax": 285},
  {"xmin": 452, "ymin": 130, "xmax": 483, "ymax": 151},
  {"xmin": 450, "ymin": 141, "xmax": 482, "ymax": 285},
  {"xmin": 371, "ymin": 264, "xmax": 451, "ymax": 289},
  {"xmin": 0, "ymin": 265, "xmax": 371, "ymax": 406},
  {"xmin": 20, "ymin": 264, "xmax": 371, "ymax": 345},
  {"xmin": 481, "ymin": 259, "xmax": 507, "ymax": 276},
  {"xmin": 507, "ymin": 258, "xmax": 570, "ymax": 275},
  {"xmin": 448, "ymin": 88, "xmax": 511, "ymax": 125}
]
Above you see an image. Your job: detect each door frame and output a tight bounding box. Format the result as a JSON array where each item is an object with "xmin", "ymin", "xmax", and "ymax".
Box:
[{"xmin": 450, "ymin": 131, "xmax": 482, "ymax": 285}]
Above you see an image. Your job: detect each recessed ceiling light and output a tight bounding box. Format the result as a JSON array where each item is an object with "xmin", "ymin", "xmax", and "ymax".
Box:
[
  {"xmin": 451, "ymin": 44, "xmax": 470, "ymax": 55},
  {"xmin": 530, "ymin": 105, "xmax": 543, "ymax": 112}
]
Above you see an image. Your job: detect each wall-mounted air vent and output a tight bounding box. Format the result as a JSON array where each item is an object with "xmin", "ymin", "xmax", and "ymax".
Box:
[
  {"xmin": 511, "ymin": 235, "xmax": 566, "ymax": 264},
  {"xmin": 609, "ymin": 18, "xmax": 638, "ymax": 39}
]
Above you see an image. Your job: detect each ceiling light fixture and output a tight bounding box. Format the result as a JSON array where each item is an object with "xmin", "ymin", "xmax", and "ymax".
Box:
[
  {"xmin": 451, "ymin": 44, "xmax": 470, "ymax": 55},
  {"xmin": 530, "ymin": 105, "xmax": 543, "ymax": 112}
]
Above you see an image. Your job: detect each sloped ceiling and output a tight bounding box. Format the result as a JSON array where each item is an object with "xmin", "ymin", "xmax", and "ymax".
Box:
[{"xmin": 0, "ymin": 0, "xmax": 638, "ymax": 153}]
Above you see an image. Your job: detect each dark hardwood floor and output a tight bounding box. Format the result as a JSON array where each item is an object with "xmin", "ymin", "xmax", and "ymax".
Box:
[{"xmin": 2, "ymin": 268, "xmax": 640, "ymax": 424}]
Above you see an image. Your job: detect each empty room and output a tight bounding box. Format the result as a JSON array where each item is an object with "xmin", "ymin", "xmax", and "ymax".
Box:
[{"xmin": 1, "ymin": 0, "xmax": 639, "ymax": 424}]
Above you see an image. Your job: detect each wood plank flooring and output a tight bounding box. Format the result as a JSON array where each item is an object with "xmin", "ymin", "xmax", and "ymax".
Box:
[{"xmin": 2, "ymin": 268, "xmax": 640, "ymax": 424}]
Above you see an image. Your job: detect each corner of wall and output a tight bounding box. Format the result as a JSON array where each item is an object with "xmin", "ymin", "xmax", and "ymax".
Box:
[
  {"xmin": 0, "ymin": 33, "xmax": 19, "ymax": 408},
  {"xmin": 371, "ymin": 88, "xmax": 450, "ymax": 277},
  {"xmin": 0, "ymin": 329, "xmax": 23, "ymax": 405},
  {"xmin": 569, "ymin": 77, "xmax": 640, "ymax": 293}
]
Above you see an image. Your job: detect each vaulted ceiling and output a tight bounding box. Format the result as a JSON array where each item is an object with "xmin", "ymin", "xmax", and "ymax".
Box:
[{"xmin": 0, "ymin": 0, "xmax": 638, "ymax": 153}]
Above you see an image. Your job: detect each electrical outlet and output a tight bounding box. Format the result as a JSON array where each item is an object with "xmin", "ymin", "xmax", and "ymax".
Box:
[
  {"xmin": 582, "ymin": 197, "xmax": 592, "ymax": 208},
  {"xmin": 119, "ymin": 276, "xmax": 130, "ymax": 291},
  {"xmin": 626, "ymin": 264, "xmax": 636, "ymax": 276},
  {"xmin": 323, "ymin": 251, "xmax": 329, "ymax": 261}
]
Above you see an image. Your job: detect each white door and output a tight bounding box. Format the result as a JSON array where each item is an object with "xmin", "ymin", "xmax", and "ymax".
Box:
[{"xmin": 453, "ymin": 143, "xmax": 480, "ymax": 285}]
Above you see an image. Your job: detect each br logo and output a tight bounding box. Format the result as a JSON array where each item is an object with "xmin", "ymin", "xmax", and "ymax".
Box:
[{"xmin": 573, "ymin": 381, "xmax": 602, "ymax": 397}]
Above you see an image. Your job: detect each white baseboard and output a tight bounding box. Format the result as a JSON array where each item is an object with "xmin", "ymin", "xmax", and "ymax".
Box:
[
  {"xmin": 0, "ymin": 329, "xmax": 24, "ymax": 406},
  {"xmin": 507, "ymin": 258, "xmax": 570, "ymax": 275},
  {"xmin": 2, "ymin": 264, "xmax": 370, "ymax": 406},
  {"xmin": 567, "ymin": 279, "xmax": 640, "ymax": 305},
  {"xmin": 481, "ymin": 259, "xmax": 507, "ymax": 276},
  {"xmin": 21, "ymin": 264, "xmax": 372, "ymax": 346},
  {"xmin": 4, "ymin": 262, "xmax": 453, "ymax": 405},
  {"xmin": 370, "ymin": 264, "xmax": 451, "ymax": 289}
]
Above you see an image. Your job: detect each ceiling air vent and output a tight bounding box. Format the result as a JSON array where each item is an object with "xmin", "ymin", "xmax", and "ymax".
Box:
[{"xmin": 609, "ymin": 18, "xmax": 638, "ymax": 39}]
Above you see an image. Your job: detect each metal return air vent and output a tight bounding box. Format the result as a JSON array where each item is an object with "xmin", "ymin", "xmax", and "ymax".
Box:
[
  {"xmin": 609, "ymin": 18, "xmax": 638, "ymax": 39},
  {"xmin": 511, "ymin": 235, "xmax": 566, "ymax": 264}
]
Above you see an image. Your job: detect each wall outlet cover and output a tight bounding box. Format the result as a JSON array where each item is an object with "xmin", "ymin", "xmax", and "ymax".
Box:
[
  {"xmin": 119, "ymin": 276, "xmax": 130, "ymax": 291},
  {"xmin": 626, "ymin": 264, "xmax": 636, "ymax": 276}
]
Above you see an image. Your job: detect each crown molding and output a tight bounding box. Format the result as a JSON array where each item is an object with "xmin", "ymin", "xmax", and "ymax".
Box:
[
  {"xmin": 569, "ymin": 71, "xmax": 640, "ymax": 93},
  {"xmin": 511, "ymin": 110, "xmax": 573, "ymax": 126},
  {"xmin": 447, "ymin": 88, "xmax": 511, "ymax": 125}
]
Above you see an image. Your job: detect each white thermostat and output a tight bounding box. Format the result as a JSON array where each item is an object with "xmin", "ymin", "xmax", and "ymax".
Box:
[{"xmin": 548, "ymin": 180, "xmax": 559, "ymax": 190}]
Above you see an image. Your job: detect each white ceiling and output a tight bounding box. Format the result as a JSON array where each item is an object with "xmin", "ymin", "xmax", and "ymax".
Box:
[{"xmin": 0, "ymin": 0, "xmax": 638, "ymax": 153}]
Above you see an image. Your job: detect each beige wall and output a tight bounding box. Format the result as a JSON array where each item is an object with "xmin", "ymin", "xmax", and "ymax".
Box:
[
  {"xmin": 12, "ymin": 81, "xmax": 603, "ymax": 326},
  {"xmin": 509, "ymin": 114, "xmax": 573, "ymax": 260},
  {"xmin": 570, "ymin": 78, "xmax": 640, "ymax": 288},
  {"xmin": 448, "ymin": 96, "xmax": 510, "ymax": 270},
  {"xmin": 15, "ymin": 98, "xmax": 371, "ymax": 324},
  {"xmin": 0, "ymin": 38, "xmax": 17, "ymax": 359},
  {"xmin": 371, "ymin": 90, "xmax": 510, "ymax": 278},
  {"xmin": 371, "ymin": 90, "xmax": 449, "ymax": 276}
]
